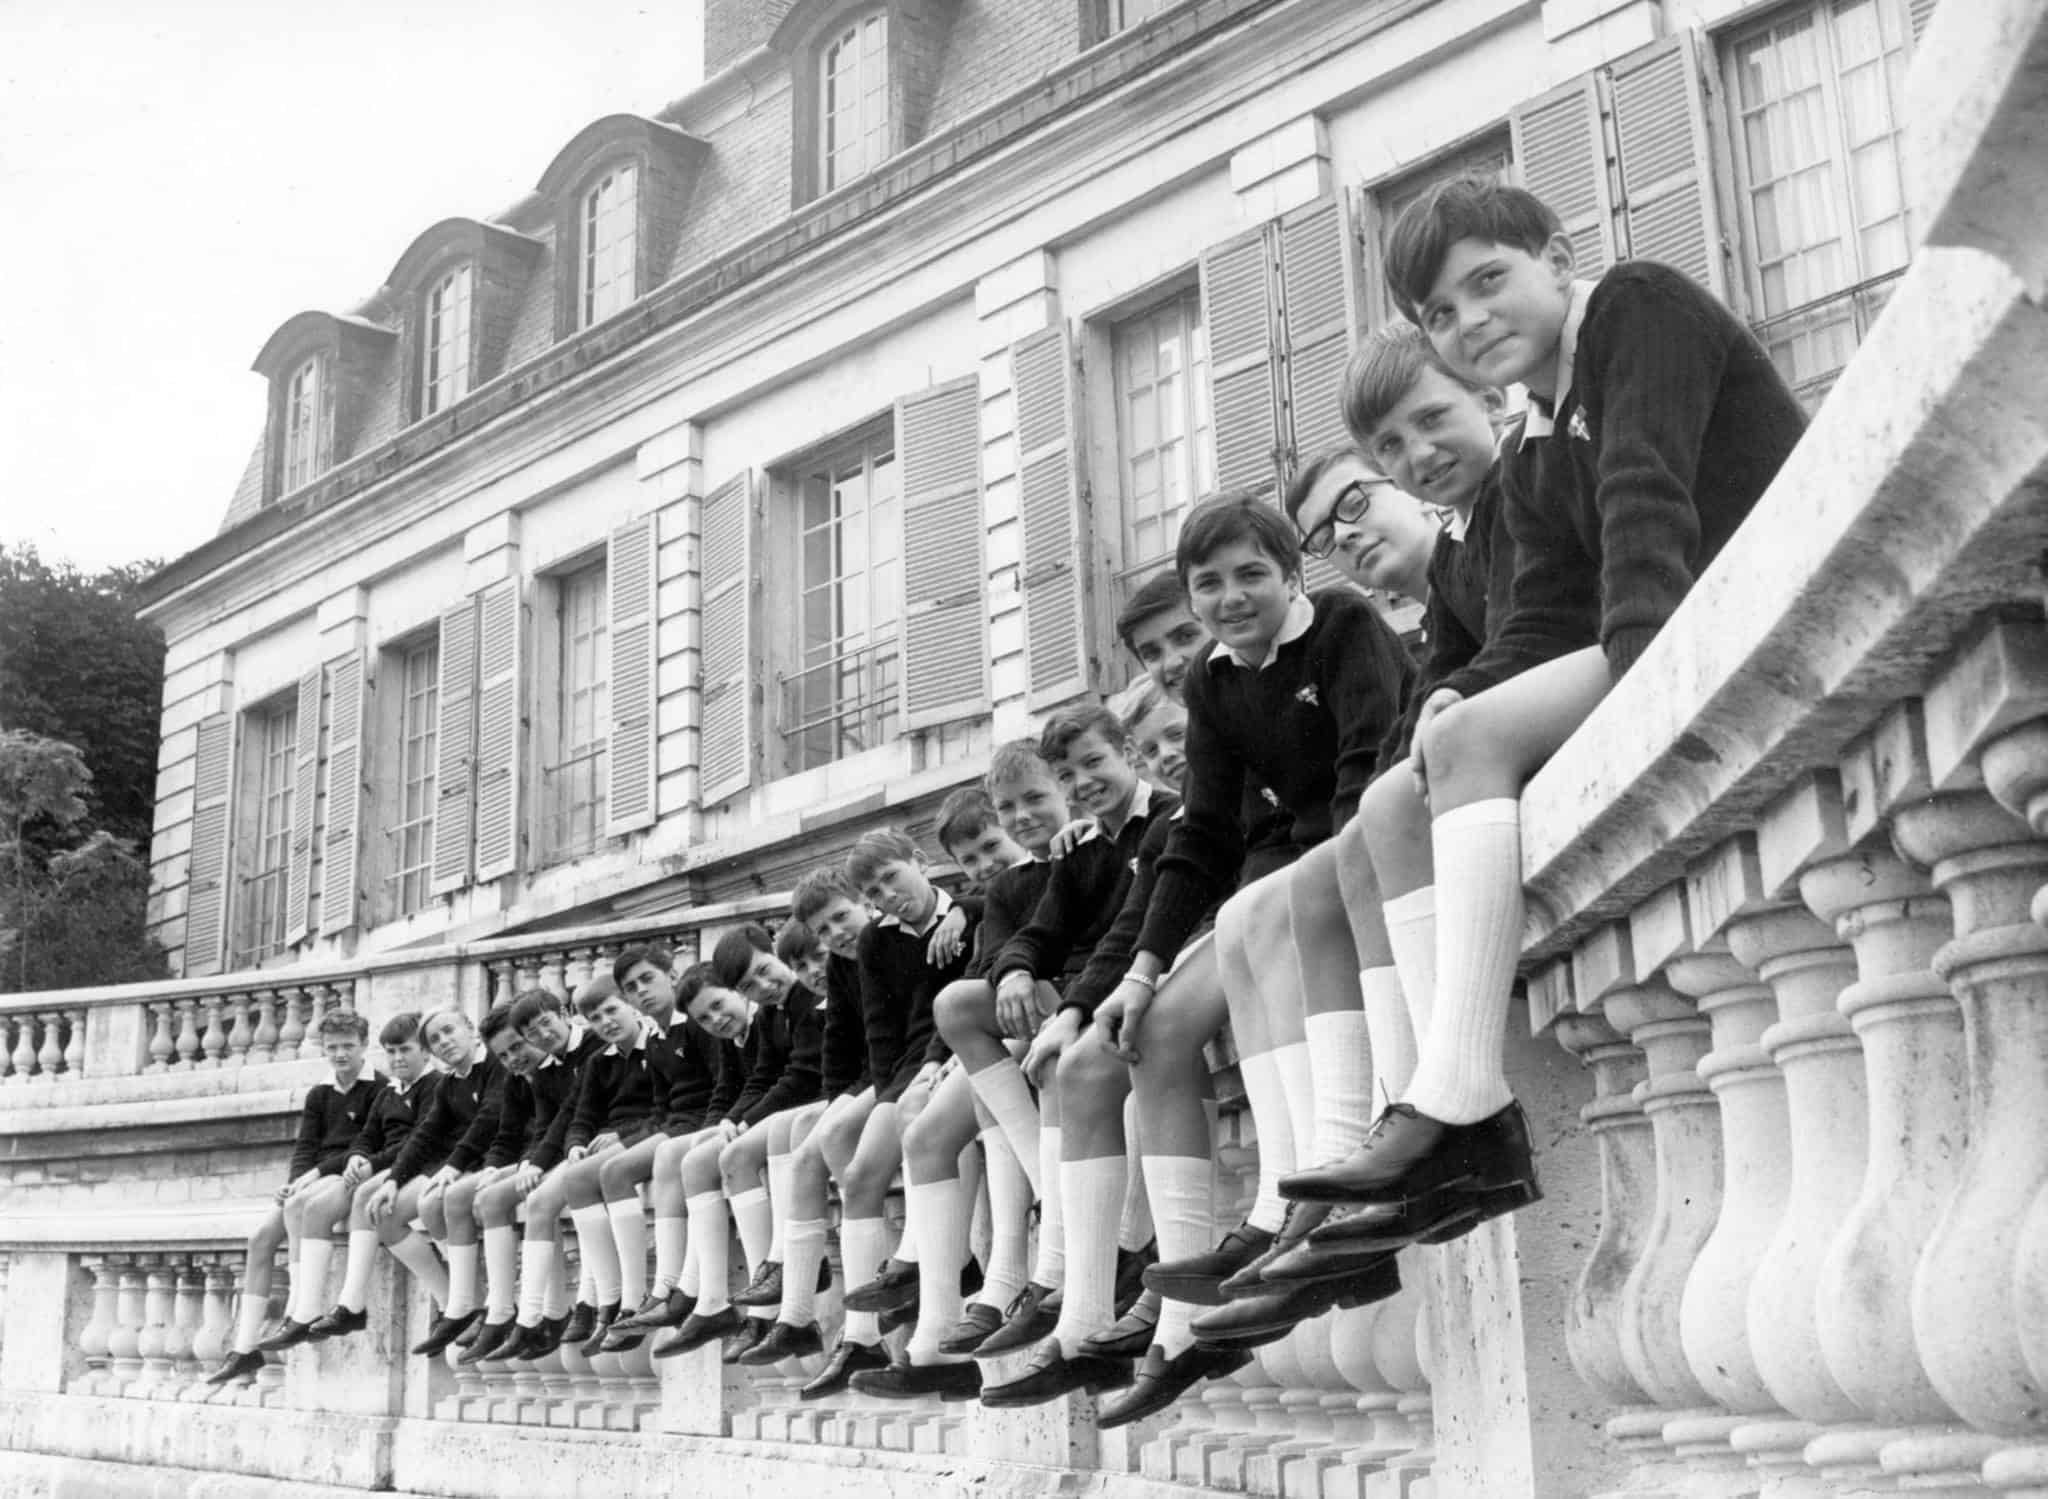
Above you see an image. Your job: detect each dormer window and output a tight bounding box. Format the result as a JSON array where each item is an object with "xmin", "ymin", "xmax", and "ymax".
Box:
[
  {"xmin": 821, "ymin": 13, "xmax": 889, "ymax": 191},
  {"xmin": 281, "ymin": 356, "xmax": 329, "ymax": 492},
  {"xmin": 582, "ymin": 164, "xmax": 640, "ymax": 326},
  {"xmin": 422, "ymin": 264, "xmax": 475, "ymax": 415}
]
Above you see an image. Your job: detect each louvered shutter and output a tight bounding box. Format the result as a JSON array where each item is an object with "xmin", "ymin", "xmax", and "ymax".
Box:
[
  {"xmin": 896, "ymin": 377, "xmax": 992, "ymax": 730},
  {"xmin": 430, "ymin": 597, "xmax": 478, "ymax": 894},
  {"xmin": 1908, "ymin": 0, "xmax": 1937, "ymax": 41},
  {"xmin": 282, "ymin": 668, "xmax": 321, "ymax": 946},
  {"xmin": 1200, "ymin": 224, "xmax": 1281, "ymax": 496},
  {"xmin": 472, "ymin": 579, "xmax": 523, "ymax": 881},
  {"xmin": 605, "ymin": 516, "xmax": 658, "ymax": 835},
  {"xmin": 1277, "ymin": 194, "xmax": 1360, "ymax": 471},
  {"xmin": 698, "ymin": 471, "xmax": 755, "ymax": 806},
  {"xmin": 1608, "ymin": 33, "xmax": 1725, "ymax": 297},
  {"xmin": 1512, "ymin": 74, "xmax": 1619, "ymax": 276},
  {"xmin": 322, "ymin": 652, "xmax": 365, "ymax": 935},
  {"xmin": 183, "ymin": 713, "xmax": 234, "ymax": 977},
  {"xmin": 1011, "ymin": 326, "xmax": 1092, "ymax": 709}
]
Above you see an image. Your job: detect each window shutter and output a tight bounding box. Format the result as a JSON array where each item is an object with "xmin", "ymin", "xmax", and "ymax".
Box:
[
  {"xmin": 322, "ymin": 652, "xmax": 366, "ymax": 935},
  {"xmin": 896, "ymin": 376, "xmax": 992, "ymax": 730},
  {"xmin": 1512, "ymin": 74, "xmax": 1619, "ymax": 276},
  {"xmin": 1608, "ymin": 32, "xmax": 1726, "ymax": 297},
  {"xmin": 1011, "ymin": 325, "xmax": 1092, "ymax": 709},
  {"xmin": 184, "ymin": 713, "xmax": 234, "ymax": 978},
  {"xmin": 605, "ymin": 516, "xmax": 658, "ymax": 836},
  {"xmin": 283, "ymin": 668, "xmax": 322, "ymax": 947},
  {"xmin": 1277, "ymin": 194, "xmax": 1360, "ymax": 471},
  {"xmin": 430, "ymin": 597, "xmax": 478, "ymax": 895},
  {"xmin": 1200, "ymin": 223, "xmax": 1281, "ymax": 496},
  {"xmin": 698, "ymin": 471, "xmax": 755, "ymax": 806},
  {"xmin": 1908, "ymin": 0, "xmax": 1937, "ymax": 41},
  {"xmin": 472, "ymin": 579, "xmax": 524, "ymax": 881}
]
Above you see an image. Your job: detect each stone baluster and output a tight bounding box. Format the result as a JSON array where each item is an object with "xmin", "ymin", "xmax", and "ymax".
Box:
[
  {"xmin": 171, "ymin": 997, "xmax": 202, "ymax": 1070},
  {"xmin": 512, "ymin": 956, "xmax": 545, "ymax": 1010},
  {"xmin": 274, "ymin": 986, "xmax": 307, "ymax": 1059},
  {"xmin": 13, "ymin": 1012, "xmax": 42, "ymax": 1080},
  {"xmin": 134, "ymin": 1256, "xmax": 176, "ymax": 1394},
  {"xmin": 197, "ymin": 995, "xmax": 228, "ymax": 1069},
  {"xmin": 565, "ymin": 947, "xmax": 596, "ymax": 993},
  {"xmin": 1322, "ymin": 1301, "xmax": 1416, "ymax": 1499},
  {"xmin": 251, "ymin": 1250, "xmax": 289, "ymax": 1406},
  {"xmin": 145, "ymin": 1000, "xmax": 175, "ymax": 1071},
  {"xmin": 315, "ymin": 982, "xmax": 350, "ymax": 1048},
  {"xmin": 1377, "ymin": 1255, "xmax": 1436, "ymax": 1491},
  {"xmin": 105, "ymin": 1257, "xmax": 146, "ymax": 1394},
  {"xmin": 540, "ymin": 949, "xmax": 569, "ymax": 998},
  {"xmin": 75, "ymin": 1254, "xmax": 119, "ymax": 1395},
  {"xmin": 189, "ymin": 1259, "xmax": 235, "ymax": 1398},
  {"xmin": 224, "ymin": 991, "xmax": 254, "ymax": 1065},
  {"xmin": 165, "ymin": 1255, "xmax": 205, "ymax": 1393},
  {"xmin": 0, "ymin": 1015, "xmax": 16, "ymax": 1083},
  {"xmin": 1243, "ymin": 1325, "xmax": 1320, "ymax": 1495},
  {"xmin": 489, "ymin": 960, "xmax": 517, "ymax": 1010},
  {"xmin": 299, "ymin": 985, "xmax": 330, "ymax": 1057},
  {"xmin": 34, "ymin": 1010, "xmax": 63, "ymax": 1079},
  {"xmin": 62, "ymin": 1006, "xmax": 84, "ymax": 1075},
  {"xmin": 247, "ymin": 988, "xmax": 281, "ymax": 1064}
]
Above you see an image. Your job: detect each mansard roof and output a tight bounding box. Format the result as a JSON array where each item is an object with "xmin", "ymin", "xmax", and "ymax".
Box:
[
  {"xmin": 533, "ymin": 113, "xmax": 708, "ymax": 202},
  {"xmin": 387, "ymin": 217, "xmax": 545, "ymax": 293},
  {"xmin": 250, "ymin": 310, "xmax": 396, "ymax": 379}
]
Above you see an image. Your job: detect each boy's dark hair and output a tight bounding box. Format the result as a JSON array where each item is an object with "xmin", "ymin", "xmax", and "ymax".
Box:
[
  {"xmin": 984, "ymin": 739, "xmax": 1052, "ymax": 798},
  {"xmin": 1114, "ymin": 678, "xmax": 1170, "ymax": 739},
  {"xmin": 1384, "ymin": 173, "xmax": 1565, "ymax": 325},
  {"xmin": 844, "ymin": 828, "xmax": 921, "ymax": 887},
  {"xmin": 574, "ymin": 977, "xmax": 628, "ymax": 1020},
  {"xmin": 1039, "ymin": 703, "xmax": 1128, "ymax": 764},
  {"xmin": 1115, "ymin": 571, "xmax": 1190, "ymax": 656},
  {"xmin": 378, "ymin": 1011, "xmax": 424, "ymax": 1049},
  {"xmin": 791, "ymin": 865, "xmax": 861, "ymax": 925},
  {"xmin": 508, "ymin": 987, "xmax": 568, "ymax": 1032},
  {"xmin": 711, "ymin": 923, "xmax": 774, "ymax": 987},
  {"xmin": 317, "ymin": 1009, "xmax": 370, "ymax": 1043},
  {"xmin": 1281, "ymin": 447, "xmax": 1367, "ymax": 528},
  {"xmin": 1340, "ymin": 321, "xmax": 1491, "ymax": 448},
  {"xmin": 480, "ymin": 1001, "xmax": 519, "ymax": 1044},
  {"xmin": 611, "ymin": 943, "xmax": 673, "ymax": 988},
  {"xmin": 934, "ymin": 787, "xmax": 1000, "ymax": 854},
  {"xmin": 774, "ymin": 916, "xmax": 821, "ymax": 969},
  {"xmin": 674, "ymin": 960, "xmax": 722, "ymax": 1016},
  {"xmin": 1176, "ymin": 489, "xmax": 1301, "ymax": 584}
]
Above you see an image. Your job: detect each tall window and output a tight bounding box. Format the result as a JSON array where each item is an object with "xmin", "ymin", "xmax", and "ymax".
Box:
[
  {"xmin": 386, "ymin": 638, "xmax": 439, "ymax": 916},
  {"xmin": 235, "ymin": 702, "xmax": 298, "ymax": 964},
  {"xmin": 544, "ymin": 561, "xmax": 609, "ymax": 860},
  {"xmin": 282, "ymin": 356, "xmax": 326, "ymax": 492},
  {"xmin": 581, "ymin": 165, "xmax": 639, "ymax": 327},
  {"xmin": 1725, "ymin": 0, "xmax": 1914, "ymax": 401},
  {"xmin": 784, "ymin": 432, "xmax": 901, "ymax": 772},
  {"xmin": 821, "ymin": 13, "xmax": 889, "ymax": 191},
  {"xmin": 1369, "ymin": 138, "xmax": 1512, "ymax": 327},
  {"xmin": 1102, "ymin": 0, "xmax": 1172, "ymax": 33},
  {"xmin": 1113, "ymin": 288, "xmax": 1215, "ymax": 572},
  {"xmin": 423, "ymin": 265, "xmax": 474, "ymax": 415}
]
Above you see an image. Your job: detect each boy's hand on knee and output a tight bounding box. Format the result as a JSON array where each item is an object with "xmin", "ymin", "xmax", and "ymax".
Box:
[
  {"xmin": 341, "ymin": 1155, "xmax": 371, "ymax": 1189},
  {"xmin": 512, "ymin": 1162, "xmax": 542, "ymax": 1197},
  {"xmin": 1409, "ymin": 688, "xmax": 1463, "ymax": 799},
  {"xmin": 589, "ymin": 1132, "xmax": 621, "ymax": 1155},
  {"xmin": 1101, "ymin": 979, "xmax": 1154, "ymax": 1065},
  {"xmin": 995, "ymin": 971, "xmax": 1038, "ymax": 1040},
  {"xmin": 365, "ymin": 1180, "xmax": 399, "ymax": 1224},
  {"xmin": 1022, "ymin": 1009, "xmax": 1081, "ymax": 1087}
]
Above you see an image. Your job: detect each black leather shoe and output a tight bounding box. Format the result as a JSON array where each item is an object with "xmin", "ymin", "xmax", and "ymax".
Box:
[
  {"xmin": 412, "ymin": 1307, "xmax": 482, "ymax": 1357},
  {"xmin": 652, "ymin": 1304, "xmax": 741, "ymax": 1359},
  {"xmin": 575, "ymin": 1302, "xmax": 620, "ymax": 1359},
  {"xmin": 1259, "ymin": 1221, "xmax": 1414, "ymax": 1285},
  {"xmin": 850, "ymin": 1356, "xmax": 982, "ymax": 1401},
  {"xmin": 1097, "ymin": 1342, "xmax": 1252, "ymax": 1428},
  {"xmin": 1144, "ymin": 1221, "xmax": 1276, "ymax": 1306},
  {"xmin": 1281, "ymin": 1100, "xmax": 1542, "ymax": 1205},
  {"xmin": 733, "ymin": 1260, "xmax": 784, "ymax": 1308},
  {"xmin": 561, "ymin": 1301, "xmax": 599, "ymax": 1345},
  {"xmin": 981, "ymin": 1342, "xmax": 1133, "ymax": 1408},
  {"xmin": 255, "ymin": 1318, "xmax": 316, "ymax": 1353},
  {"xmin": 936, "ymin": 1302, "xmax": 1004, "ymax": 1355},
  {"xmin": 799, "ymin": 1338, "xmax": 888, "ymax": 1400},
  {"xmin": 1302, "ymin": 1186, "xmax": 1480, "ymax": 1255},
  {"xmin": 598, "ymin": 1320, "xmax": 648, "ymax": 1355},
  {"xmin": 305, "ymin": 1305, "xmax": 367, "ymax": 1343},
  {"xmin": 721, "ymin": 1317, "xmax": 772, "ymax": 1363},
  {"xmin": 1081, "ymin": 1288, "xmax": 1159, "ymax": 1361},
  {"xmin": 204, "ymin": 1349, "xmax": 266, "ymax": 1385},
  {"xmin": 616, "ymin": 1287, "xmax": 693, "ymax": 1332},
  {"xmin": 1114, "ymin": 1240, "xmax": 1156, "ymax": 1314},
  {"xmin": 737, "ymin": 1319, "xmax": 824, "ymax": 1365},
  {"xmin": 1191, "ymin": 1260, "xmax": 1399, "ymax": 1349},
  {"xmin": 973, "ymin": 1282, "xmax": 1058, "ymax": 1357},
  {"xmin": 456, "ymin": 1317, "xmax": 519, "ymax": 1365},
  {"xmin": 521, "ymin": 1313, "xmax": 570, "ymax": 1360},
  {"xmin": 842, "ymin": 1259, "xmax": 919, "ymax": 1314},
  {"xmin": 454, "ymin": 1313, "xmax": 487, "ymax": 1349},
  {"xmin": 492, "ymin": 1324, "xmax": 547, "ymax": 1362},
  {"xmin": 1218, "ymin": 1201, "xmax": 1331, "ymax": 1298}
]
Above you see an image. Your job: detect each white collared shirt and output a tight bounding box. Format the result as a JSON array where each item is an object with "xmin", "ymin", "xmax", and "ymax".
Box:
[
  {"xmin": 603, "ymin": 1012, "xmax": 655, "ymax": 1058},
  {"xmin": 536, "ymin": 1018, "xmax": 587, "ymax": 1069},
  {"xmin": 1211, "ymin": 592, "xmax": 1315, "ymax": 673},
  {"xmin": 1519, "ymin": 278, "xmax": 1599, "ymax": 445},
  {"xmin": 877, "ymin": 884, "xmax": 955, "ymax": 938},
  {"xmin": 1092, "ymin": 774, "xmax": 1156, "ymax": 842}
]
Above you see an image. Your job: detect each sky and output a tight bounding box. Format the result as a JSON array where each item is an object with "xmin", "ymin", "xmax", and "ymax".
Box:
[{"xmin": 0, "ymin": 0, "xmax": 705, "ymax": 574}]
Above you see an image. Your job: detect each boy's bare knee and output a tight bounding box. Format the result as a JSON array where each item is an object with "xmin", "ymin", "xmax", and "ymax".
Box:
[{"xmin": 1056, "ymin": 1030, "xmax": 1125, "ymax": 1101}]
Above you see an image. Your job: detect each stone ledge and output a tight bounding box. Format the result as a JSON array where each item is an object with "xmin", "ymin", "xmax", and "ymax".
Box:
[
  {"xmin": 1, "ymin": 1200, "xmax": 272, "ymax": 1249},
  {"xmin": 0, "ymin": 1076, "xmax": 310, "ymax": 1140},
  {"xmin": 0, "ymin": 1451, "xmax": 410, "ymax": 1499}
]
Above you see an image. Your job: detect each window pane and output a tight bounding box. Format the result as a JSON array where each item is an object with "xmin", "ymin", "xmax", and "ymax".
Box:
[
  {"xmin": 822, "ymin": 12, "xmax": 890, "ymax": 190},
  {"xmin": 1113, "ymin": 288, "xmax": 1207, "ymax": 571},
  {"xmin": 545, "ymin": 562, "xmax": 609, "ymax": 859},
  {"xmin": 424, "ymin": 264, "xmax": 474, "ymax": 415},
  {"xmin": 582, "ymin": 165, "xmax": 638, "ymax": 326},
  {"xmin": 388, "ymin": 638, "xmax": 439, "ymax": 915}
]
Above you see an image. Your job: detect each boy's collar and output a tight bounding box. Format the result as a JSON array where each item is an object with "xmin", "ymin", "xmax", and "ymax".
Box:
[
  {"xmin": 1094, "ymin": 777, "xmax": 1155, "ymax": 840},
  {"xmin": 877, "ymin": 885, "xmax": 953, "ymax": 937},
  {"xmin": 1519, "ymin": 278, "xmax": 1599, "ymax": 444},
  {"xmin": 329, "ymin": 1067, "xmax": 367, "ymax": 1093},
  {"xmin": 1211, "ymin": 592, "xmax": 1315, "ymax": 673},
  {"xmin": 538, "ymin": 1018, "xmax": 587, "ymax": 1067},
  {"xmin": 605, "ymin": 1013, "xmax": 654, "ymax": 1056}
]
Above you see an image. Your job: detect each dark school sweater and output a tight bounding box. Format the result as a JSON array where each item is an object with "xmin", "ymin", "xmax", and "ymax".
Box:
[
  {"xmin": 857, "ymin": 894, "xmax": 984, "ymax": 1104},
  {"xmin": 289, "ymin": 1072, "xmax": 388, "ymax": 1181},
  {"xmin": 991, "ymin": 783, "xmax": 1181, "ymax": 988},
  {"xmin": 563, "ymin": 1026, "xmax": 671, "ymax": 1151},
  {"xmin": 819, "ymin": 953, "xmax": 869, "ymax": 1099},
  {"xmin": 658, "ymin": 1017, "xmax": 723, "ymax": 1134},
  {"xmin": 343, "ymin": 1072, "xmax": 443, "ymax": 1175},
  {"xmin": 391, "ymin": 1054, "xmax": 503, "ymax": 1185},
  {"xmin": 968, "ymin": 862, "xmax": 1054, "ymax": 983},
  {"xmin": 1442, "ymin": 261, "xmax": 1804, "ymax": 695},
  {"xmin": 1060, "ymin": 811, "xmax": 1183, "ymax": 1021},
  {"xmin": 492, "ymin": 1028, "xmax": 608, "ymax": 1171},
  {"xmin": 1138, "ymin": 590, "xmax": 1413, "ymax": 962},
  {"xmin": 741, "ymin": 985, "xmax": 825, "ymax": 1125}
]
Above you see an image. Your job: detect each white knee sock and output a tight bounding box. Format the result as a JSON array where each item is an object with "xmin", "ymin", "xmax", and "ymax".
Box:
[
  {"xmin": 1384, "ymin": 886, "xmax": 1438, "ymax": 1046},
  {"xmin": 652, "ymin": 1215, "xmax": 687, "ymax": 1297},
  {"xmin": 576, "ymin": 1256, "xmax": 596, "ymax": 1306},
  {"xmin": 1051, "ymin": 1157, "xmax": 1126, "ymax": 1358},
  {"xmin": 483, "ymin": 1227, "xmax": 518, "ymax": 1321},
  {"xmin": 839, "ymin": 1216, "xmax": 888, "ymax": 1345},
  {"xmin": 516, "ymin": 1239, "xmax": 552, "ymax": 1326},
  {"xmin": 1236, "ymin": 1053, "xmax": 1297, "ymax": 1233},
  {"xmin": 547, "ymin": 1243, "xmax": 574, "ymax": 1318},
  {"xmin": 606, "ymin": 1197, "xmax": 647, "ymax": 1308},
  {"xmin": 390, "ymin": 1231, "xmax": 449, "ymax": 1308},
  {"xmin": 1361, "ymin": 966, "xmax": 1419, "ymax": 1100},
  {"xmin": 234, "ymin": 1276, "xmax": 271, "ymax": 1352},
  {"xmin": 1304, "ymin": 1009, "xmax": 1375, "ymax": 1164},
  {"xmin": 337, "ymin": 1229, "xmax": 380, "ymax": 1313},
  {"xmin": 443, "ymin": 1242, "xmax": 480, "ymax": 1318},
  {"xmin": 290, "ymin": 1238, "xmax": 334, "ymax": 1324},
  {"xmin": 1143, "ymin": 1154, "xmax": 1214, "ymax": 1358},
  {"xmin": 569, "ymin": 1205, "xmax": 623, "ymax": 1308},
  {"xmin": 1117, "ymin": 1147, "xmax": 1155, "ymax": 1252},
  {"xmin": 976, "ymin": 1127, "xmax": 1031, "ymax": 1310},
  {"xmin": 1272, "ymin": 1042, "xmax": 1316, "ymax": 1177},
  {"xmin": 1405, "ymin": 801, "xmax": 1521, "ymax": 1124},
  {"xmin": 905, "ymin": 1178, "xmax": 971, "ymax": 1365},
  {"xmin": 1031, "ymin": 1124, "xmax": 1066, "ymax": 1288},
  {"xmin": 766, "ymin": 1155, "xmax": 795, "ymax": 1261},
  {"xmin": 687, "ymin": 1192, "xmax": 732, "ymax": 1315},
  {"xmin": 780, "ymin": 1218, "xmax": 828, "ymax": 1328},
  {"xmin": 731, "ymin": 1187, "xmax": 774, "ymax": 1280},
  {"xmin": 969, "ymin": 1057, "xmax": 1043, "ymax": 1195}
]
